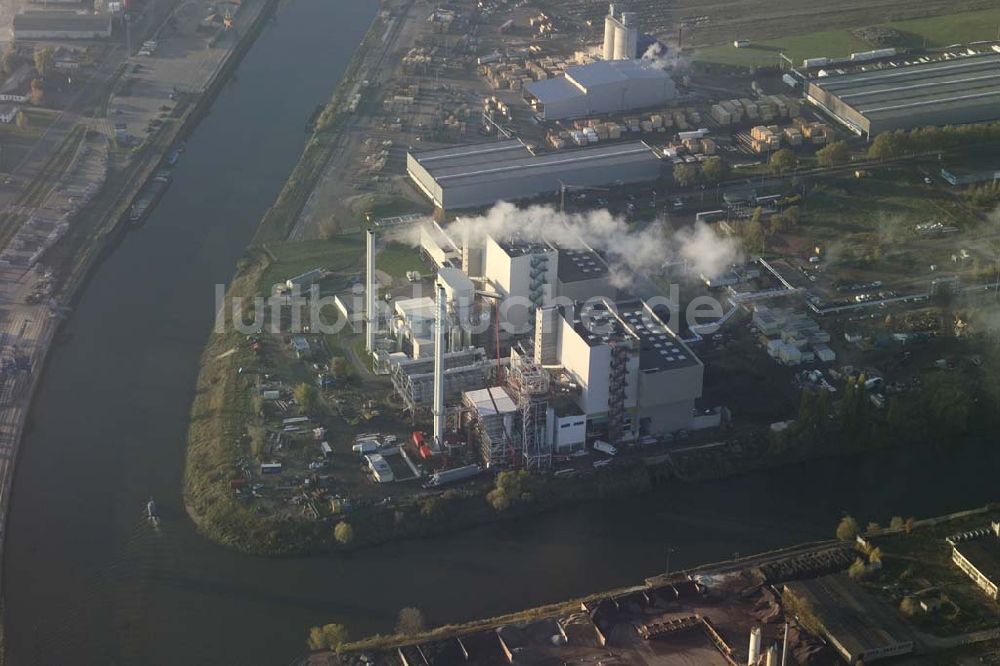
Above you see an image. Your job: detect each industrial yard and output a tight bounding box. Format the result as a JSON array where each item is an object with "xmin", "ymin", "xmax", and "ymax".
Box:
[{"xmin": 178, "ymin": 0, "xmax": 1000, "ymax": 571}]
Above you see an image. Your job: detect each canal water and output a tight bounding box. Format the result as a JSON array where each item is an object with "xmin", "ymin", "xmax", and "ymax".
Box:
[{"xmin": 5, "ymin": 0, "xmax": 1000, "ymax": 662}]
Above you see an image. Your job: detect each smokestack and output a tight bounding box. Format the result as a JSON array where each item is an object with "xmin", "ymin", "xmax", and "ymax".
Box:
[
  {"xmin": 747, "ymin": 626, "xmax": 761, "ymax": 666},
  {"xmin": 365, "ymin": 228, "xmax": 376, "ymax": 353},
  {"xmin": 433, "ymin": 282, "xmax": 446, "ymax": 450},
  {"xmin": 781, "ymin": 624, "xmax": 788, "ymax": 666}
]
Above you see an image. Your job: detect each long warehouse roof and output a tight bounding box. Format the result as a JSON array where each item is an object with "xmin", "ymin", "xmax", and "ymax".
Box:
[
  {"xmin": 812, "ymin": 53, "xmax": 1000, "ymax": 125},
  {"xmin": 412, "ymin": 141, "xmax": 659, "ymax": 190}
]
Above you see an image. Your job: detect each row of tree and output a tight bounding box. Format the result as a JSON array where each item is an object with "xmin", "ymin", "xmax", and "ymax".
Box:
[{"xmin": 867, "ymin": 121, "xmax": 1000, "ymax": 161}]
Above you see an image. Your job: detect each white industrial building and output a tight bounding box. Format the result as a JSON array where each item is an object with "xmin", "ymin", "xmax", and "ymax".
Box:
[
  {"xmin": 13, "ymin": 11, "xmax": 113, "ymax": 39},
  {"xmin": 602, "ymin": 3, "xmax": 639, "ymax": 61},
  {"xmin": 406, "ymin": 139, "xmax": 662, "ymax": 210},
  {"xmin": 524, "ymin": 60, "xmax": 676, "ymax": 121},
  {"xmin": 541, "ymin": 298, "xmax": 706, "ymax": 440}
]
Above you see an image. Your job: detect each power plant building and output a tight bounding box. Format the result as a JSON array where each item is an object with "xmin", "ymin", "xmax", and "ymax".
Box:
[
  {"xmin": 543, "ymin": 298, "xmax": 705, "ymax": 440},
  {"xmin": 524, "ymin": 60, "xmax": 676, "ymax": 120},
  {"xmin": 805, "ymin": 52, "xmax": 1000, "ymax": 136},
  {"xmin": 407, "ymin": 139, "xmax": 661, "ymax": 210}
]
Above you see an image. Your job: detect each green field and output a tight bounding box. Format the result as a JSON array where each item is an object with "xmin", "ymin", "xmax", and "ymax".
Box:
[
  {"xmin": 256, "ymin": 234, "xmax": 364, "ymax": 295},
  {"xmin": 695, "ymin": 8, "xmax": 1000, "ymax": 67}
]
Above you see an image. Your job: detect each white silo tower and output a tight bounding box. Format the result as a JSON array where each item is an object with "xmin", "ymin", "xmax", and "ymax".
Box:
[{"xmin": 748, "ymin": 626, "xmax": 762, "ymax": 666}]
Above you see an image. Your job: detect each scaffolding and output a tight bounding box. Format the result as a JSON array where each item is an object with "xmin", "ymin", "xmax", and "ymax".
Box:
[
  {"xmin": 464, "ymin": 386, "xmax": 519, "ymax": 469},
  {"xmin": 606, "ymin": 335, "xmax": 631, "ymax": 443},
  {"xmin": 508, "ymin": 348, "xmax": 552, "ymax": 472},
  {"xmin": 390, "ymin": 348, "xmax": 490, "ymax": 413}
]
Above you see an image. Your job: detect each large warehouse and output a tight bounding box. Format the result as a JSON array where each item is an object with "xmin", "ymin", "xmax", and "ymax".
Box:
[
  {"xmin": 524, "ymin": 60, "xmax": 676, "ymax": 120},
  {"xmin": 806, "ymin": 52, "xmax": 1000, "ymax": 136},
  {"xmin": 13, "ymin": 11, "xmax": 113, "ymax": 39},
  {"xmin": 406, "ymin": 139, "xmax": 661, "ymax": 210}
]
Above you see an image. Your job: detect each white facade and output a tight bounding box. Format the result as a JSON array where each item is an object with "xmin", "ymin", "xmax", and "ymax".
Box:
[
  {"xmin": 549, "ymin": 408, "xmax": 586, "ymax": 452},
  {"xmin": 525, "ymin": 60, "xmax": 675, "ymax": 120}
]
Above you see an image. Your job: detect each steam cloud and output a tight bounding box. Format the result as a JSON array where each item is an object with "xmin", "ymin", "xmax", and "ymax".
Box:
[
  {"xmin": 392, "ymin": 202, "xmax": 740, "ymax": 285},
  {"xmin": 641, "ymin": 42, "xmax": 682, "ymax": 71}
]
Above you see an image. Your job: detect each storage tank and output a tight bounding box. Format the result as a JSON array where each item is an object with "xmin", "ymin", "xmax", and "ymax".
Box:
[
  {"xmin": 613, "ymin": 12, "xmax": 638, "ymax": 60},
  {"xmin": 765, "ymin": 644, "xmax": 778, "ymax": 666},
  {"xmin": 603, "ymin": 10, "xmax": 617, "ymax": 60},
  {"xmin": 748, "ymin": 626, "xmax": 762, "ymax": 665}
]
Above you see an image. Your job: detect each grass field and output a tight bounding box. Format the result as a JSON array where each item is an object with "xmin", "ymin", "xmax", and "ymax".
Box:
[
  {"xmin": 256, "ymin": 234, "xmax": 364, "ymax": 295},
  {"xmin": 694, "ymin": 8, "xmax": 1000, "ymax": 67},
  {"xmin": 375, "ymin": 241, "xmax": 424, "ymax": 278}
]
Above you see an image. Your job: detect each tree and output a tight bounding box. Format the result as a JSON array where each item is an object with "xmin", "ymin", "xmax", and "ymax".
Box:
[
  {"xmin": 867, "ymin": 132, "xmax": 900, "ymax": 160},
  {"xmin": 847, "ymin": 557, "xmax": 867, "ymax": 579},
  {"xmin": 899, "ymin": 596, "xmax": 918, "ymax": 617},
  {"xmin": 866, "ymin": 521, "xmax": 881, "ymax": 534},
  {"xmin": 740, "ymin": 207, "xmax": 766, "ymax": 254},
  {"xmin": 330, "ymin": 356, "xmax": 349, "ymax": 380},
  {"xmin": 487, "ymin": 470, "xmax": 536, "ymax": 512},
  {"xmin": 672, "ymin": 163, "xmax": 699, "ymax": 188},
  {"xmin": 29, "ymin": 78, "xmax": 43, "ymax": 106},
  {"xmin": 816, "ymin": 140, "xmax": 850, "ymax": 168},
  {"xmin": 293, "ymin": 382, "xmax": 320, "ymax": 414},
  {"xmin": 395, "ymin": 607, "xmax": 426, "ymax": 635},
  {"xmin": 868, "ymin": 546, "xmax": 883, "ymax": 565},
  {"xmin": 307, "ymin": 623, "xmax": 349, "ymax": 651},
  {"xmin": 904, "ymin": 517, "xmax": 916, "ymax": 534},
  {"xmin": 32, "ymin": 46, "xmax": 53, "ymax": 78},
  {"xmin": 333, "ymin": 521, "xmax": 354, "ymax": 545},
  {"xmin": 889, "ymin": 516, "xmax": 905, "ymax": 530},
  {"xmin": 1, "ymin": 46, "xmax": 17, "ymax": 77},
  {"xmin": 836, "ymin": 515, "xmax": 860, "ymax": 541},
  {"xmin": 771, "ymin": 205, "xmax": 799, "ymax": 233},
  {"xmin": 701, "ymin": 156, "xmax": 729, "ymax": 183},
  {"xmin": 14, "ymin": 111, "xmax": 27, "ymax": 131},
  {"xmin": 769, "ymin": 148, "xmax": 797, "ymax": 174}
]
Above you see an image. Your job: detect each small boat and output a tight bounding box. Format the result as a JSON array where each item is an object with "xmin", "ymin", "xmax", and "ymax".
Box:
[
  {"xmin": 167, "ymin": 149, "xmax": 181, "ymax": 166},
  {"xmin": 128, "ymin": 170, "xmax": 172, "ymax": 225},
  {"xmin": 147, "ymin": 497, "xmax": 158, "ymax": 519}
]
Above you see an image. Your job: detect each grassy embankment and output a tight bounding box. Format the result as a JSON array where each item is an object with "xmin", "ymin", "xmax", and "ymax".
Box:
[{"xmin": 695, "ymin": 8, "xmax": 1000, "ymax": 67}]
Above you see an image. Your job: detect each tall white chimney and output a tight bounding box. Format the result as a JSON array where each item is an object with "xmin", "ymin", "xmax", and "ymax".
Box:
[
  {"xmin": 365, "ymin": 228, "xmax": 376, "ymax": 353},
  {"xmin": 781, "ymin": 624, "xmax": 789, "ymax": 666},
  {"xmin": 432, "ymin": 282, "xmax": 446, "ymax": 449}
]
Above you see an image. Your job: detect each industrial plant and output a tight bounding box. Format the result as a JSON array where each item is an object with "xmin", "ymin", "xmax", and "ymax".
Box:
[{"xmin": 365, "ymin": 214, "xmax": 717, "ymax": 475}]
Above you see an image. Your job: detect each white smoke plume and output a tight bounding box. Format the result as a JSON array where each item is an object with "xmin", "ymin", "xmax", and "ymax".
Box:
[
  {"xmin": 391, "ymin": 202, "xmax": 739, "ymax": 285},
  {"xmin": 641, "ymin": 42, "xmax": 683, "ymax": 71}
]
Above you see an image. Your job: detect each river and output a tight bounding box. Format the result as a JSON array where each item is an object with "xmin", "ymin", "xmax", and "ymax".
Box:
[{"xmin": 4, "ymin": 0, "xmax": 1000, "ymax": 663}]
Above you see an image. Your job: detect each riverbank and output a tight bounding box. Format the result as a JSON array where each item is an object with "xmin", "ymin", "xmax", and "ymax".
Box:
[{"xmin": 0, "ymin": 0, "xmax": 278, "ymax": 636}]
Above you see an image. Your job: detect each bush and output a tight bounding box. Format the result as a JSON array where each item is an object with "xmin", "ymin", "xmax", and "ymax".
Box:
[
  {"xmin": 308, "ymin": 623, "xmax": 349, "ymax": 651},
  {"xmin": 334, "ymin": 521, "xmax": 354, "ymax": 544},
  {"xmin": 396, "ymin": 607, "xmax": 426, "ymax": 635}
]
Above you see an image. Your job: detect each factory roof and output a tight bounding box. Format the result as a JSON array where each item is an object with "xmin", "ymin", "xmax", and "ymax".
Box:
[
  {"xmin": 566, "ymin": 59, "xmax": 669, "ymax": 91},
  {"xmin": 410, "ymin": 139, "xmax": 532, "ymax": 172},
  {"xmin": 13, "ymin": 10, "xmax": 112, "ymax": 32},
  {"xmin": 437, "ymin": 266, "xmax": 473, "ymax": 295},
  {"xmin": 464, "ymin": 386, "xmax": 517, "ymax": 416},
  {"xmin": 616, "ymin": 299, "xmax": 700, "ymax": 372},
  {"xmin": 412, "ymin": 141, "xmax": 659, "ymax": 192},
  {"xmin": 493, "ymin": 234, "xmax": 554, "ymax": 258},
  {"xmin": 394, "ymin": 296, "xmax": 436, "ymax": 321},
  {"xmin": 810, "ymin": 53, "xmax": 1000, "ymax": 127},
  {"xmin": 568, "ymin": 299, "xmax": 699, "ymax": 371},
  {"xmin": 955, "ymin": 537, "xmax": 1000, "ymax": 586},
  {"xmin": 555, "ymin": 245, "xmax": 610, "ymax": 283},
  {"xmin": 784, "ymin": 575, "xmax": 914, "ymax": 662}
]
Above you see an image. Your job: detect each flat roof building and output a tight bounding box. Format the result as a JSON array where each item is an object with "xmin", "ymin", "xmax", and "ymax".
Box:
[
  {"xmin": 13, "ymin": 11, "xmax": 113, "ymax": 39},
  {"xmin": 783, "ymin": 575, "xmax": 914, "ymax": 664},
  {"xmin": 953, "ymin": 531, "xmax": 1000, "ymax": 600},
  {"xmin": 806, "ymin": 52, "xmax": 1000, "ymax": 136},
  {"xmin": 407, "ymin": 139, "xmax": 661, "ymax": 210},
  {"xmin": 524, "ymin": 59, "xmax": 676, "ymax": 120}
]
